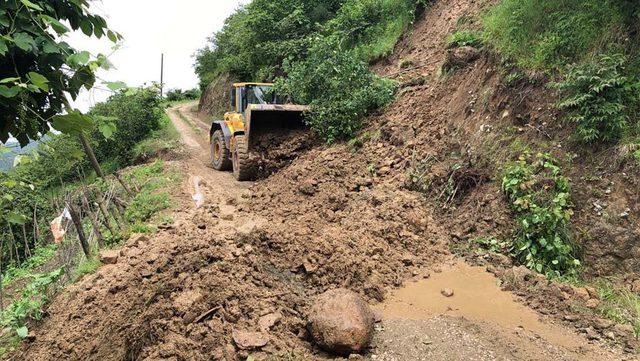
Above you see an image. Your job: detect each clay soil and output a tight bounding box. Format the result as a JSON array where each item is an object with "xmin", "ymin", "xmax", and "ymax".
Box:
[{"xmin": 9, "ymin": 0, "xmax": 640, "ymax": 359}]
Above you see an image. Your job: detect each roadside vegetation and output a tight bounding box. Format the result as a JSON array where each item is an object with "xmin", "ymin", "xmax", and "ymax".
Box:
[
  {"xmin": 195, "ymin": 0, "xmax": 431, "ymax": 142},
  {"xmin": 0, "ymin": 87, "xmax": 180, "ymax": 352}
]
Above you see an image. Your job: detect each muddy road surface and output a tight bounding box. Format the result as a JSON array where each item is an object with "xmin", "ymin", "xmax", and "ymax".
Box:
[{"xmin": 11, "ymin": 103, "xmax": 628, "ymax": 360}]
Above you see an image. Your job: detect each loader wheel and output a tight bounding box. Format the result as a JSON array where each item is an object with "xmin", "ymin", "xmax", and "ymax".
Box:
[
  {"xmin": 211, "ymin": 130, "xmax": 231, "ymax": 171},
  {"xmin": 232, "ymin": 135, "xmax": 257, "ymax": 181}
]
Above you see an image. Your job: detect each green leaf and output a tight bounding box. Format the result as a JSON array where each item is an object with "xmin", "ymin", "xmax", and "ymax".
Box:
[
  {"xmin": 0, "ymin": 145, "xmax": 9, "ymax": 154},
  {"xmin": 107, "ymin": 30, "xmax": 118, "ymax": 43},
  {"xmin": 3, "ymin": 194, "xmax": 14, "ymax": 201},
  {"xmin": 106, "ymin": 81, "xmax": 126, "ymax": 91},
  {"xmin": 98, "ymin": 122, "xmax": 116, "ymax": 139},
  {"xmin": 42, "ymin": 41, "xmax": 60, "ymax": 54},
  {"xmin": 80, "ymin": 19, "xmax": 93, "ymax": 36},
  {"xmin": 67, "ymin": 51, "xmax": 91, "ymax": 67},
  {"xmin": 16, "ymin": 326, "xmax": 28, "ymax": 339},
  {"xmin": 0, "ymin": 85, "xmax": 21, "ymax": 98},
  {"xmin": 6, "ymin": 212, "xmax": 27, "ymax": 225},
  {"xmin": 0, "ymin": 77, "xmax": 20, "ymax": 84},
  {"xmin": 41, "ymin": 15, "xmax": 70, "ymax": 34},
  {"xmin": 20, "ymin": 0, "xmax": 43, "ymax": 11},
  {"xmin": 51, "ymin": 111, "xmax": 94, "ymax": 135},
  {"xmin": 28, "ymin": 72, "xmax": 49, "ymax": 92},
  {"xmin": 13, "ymin": 32, "xmax": 35, "ymax": 51},
  {"xmin": 0, "ymin": 39, "xmax": 7, "ymax": 55}
]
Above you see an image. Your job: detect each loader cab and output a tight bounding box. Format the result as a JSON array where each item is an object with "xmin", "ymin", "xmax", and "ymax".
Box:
[{"xmin": 230, "ymin": 83, "xmax": 284, "ymax": 114}]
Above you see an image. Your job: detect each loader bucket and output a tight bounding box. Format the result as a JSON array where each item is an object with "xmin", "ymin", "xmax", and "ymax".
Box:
[{"xmin": 245, "ymin": 104, "xmax": 308, "ymax": 148}]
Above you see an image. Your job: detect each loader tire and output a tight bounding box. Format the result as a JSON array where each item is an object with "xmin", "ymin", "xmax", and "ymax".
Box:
[
  {"xmin": 232, "ymin": 135, "xmax": 257, "ymax": 181},
  {"xmin": 211, "ymin": 130, "xmax": 232, "ymax": 171}
]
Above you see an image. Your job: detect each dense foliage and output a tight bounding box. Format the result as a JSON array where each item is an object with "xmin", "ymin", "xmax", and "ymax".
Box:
[
  {"xmin": 502, "ymin": 153, "xmax": 580, "ymax": 276},
  {"xmin": 554, "ymin": 54, "xmax": 639, "ymax": 144},
  {"xmin": 0, "ymin": 88, "xmax": 164, "ymax": 274},
  {"xmin": 0, "ymin": 0, "xmax": 121, "ymax": 145},
  {"xmin": 483, "ymin": 0, "xmax": 629, "ymax": 71},
  {"xmin": 90, "ymin": 89, "xmax": 163, "ymax": 165},
  {"xmin": 196, "ymin": 0, "xmax": 427, "ymax": 142},
  {"xmin": 165, "ymin": 88, "xmax": 200, "ymax": 102}
]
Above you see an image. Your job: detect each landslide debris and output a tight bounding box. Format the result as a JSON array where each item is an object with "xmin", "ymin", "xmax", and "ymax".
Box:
[{"xmin": 307, "ymin": 288, "xmax": 375, "ymax": 355}]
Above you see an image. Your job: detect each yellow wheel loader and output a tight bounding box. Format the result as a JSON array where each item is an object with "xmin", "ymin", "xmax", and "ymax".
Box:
[{"xmin": 209, "ymin": 83, "xmax": 308, "ymax": 181}]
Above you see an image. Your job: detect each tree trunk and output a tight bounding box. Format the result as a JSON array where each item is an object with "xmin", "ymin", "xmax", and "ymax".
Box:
[
  {"xmin": 67, "ymin": 200, "xmax": 91, "ymax": 258},
  {"xmin": 21, "ymin": 223, "xmax": 31, "ymax": 258},
  {"xmin": 78, "ymin": 133, "xmax": 104, "ymax": 178},
  {"xmin": 114, "ymin": 172, "xmax": 133, "ymax": 198}
]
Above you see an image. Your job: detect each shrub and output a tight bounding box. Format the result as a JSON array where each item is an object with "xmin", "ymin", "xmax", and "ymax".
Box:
[
  {"xmin": 554, "ymin": 54, "xmax": 639, "ymax": 144},
  {"xmin": 90, "ymin": 88, "xmax": 163, "ymax": 164},
  {"xmin": 502, "ymin": 153, "xmax": 580, "ymax": 276},
  {"xmin": 276, "ymin": 35, "xmax": 395, "ymax": 142}
]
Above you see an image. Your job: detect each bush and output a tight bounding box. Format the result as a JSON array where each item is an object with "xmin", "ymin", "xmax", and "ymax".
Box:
[
  {"xmin": 165, "ymin": 88, "xmax": 201, "ymax": 102},
  {"xmin": 90, "ymin": 88, "xmax": 163, "ymax": 165},
  {"xmin": 554, "ymin": 54, "xmax": 639, "ymax": 143},
  {"xmin": 276, "ymin": 35, "xmax": 395, "ymax": 142},
  {"xmin": 502, "ymin": 153, "xmax": 580, "ymax": 276}
]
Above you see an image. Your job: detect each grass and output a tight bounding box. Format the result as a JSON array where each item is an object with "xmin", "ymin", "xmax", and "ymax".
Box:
[
  {"xmin": 132, "ymin": 112, "xmax": 181, "ymax": 160},
  {"xmin": 2, "ymin": 244, "xmax": 57, "ymax": 288},
  {"xmin": 482, "ymin": 0, "xmax": 627, "ymax": 72},
  {"xmin": 595, "ymin": 279, "xmax": 640, "ymax": 337},
  {"xmin": 446, "ymin": 30, "xmax": 483, "ymax": 49},
  {"xmin": 72, "ymin": 256, "xmax": 101, "ymax": 282}
]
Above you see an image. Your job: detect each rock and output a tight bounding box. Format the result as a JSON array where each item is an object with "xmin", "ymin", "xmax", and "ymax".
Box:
[
  {"xmin": 593, "ymin": 318, "xmax": 614, "ymax": 330},
  {"xmin": 221, "ymin": 213, "xmax": 234, "ymax": 221},
  {"xmin": 585, "ymin": 299, "xmax": 600, "ymax": 309},
  {"xmin": 613, "ymin": 323, "xmax": 634, "ymax": 336},
  {"xmin": 572, "ymin": 286, "xmax": 590, "ymax": 302},
  {"xmin": 585, "ymin": 327, "xmax": 600, "ymax": 340},
  {"xmin": 585, "ymin": 287, "xmax": 599, "ymax": 300},
  {"xmin": 99, "ymin": 250, "xmax": 119, "ymax": 264},
  {"xmin": 258, "ymin": 312, "xmax": 282, "ymax": 331},
  {"xmin": 308, "ymin": 288, "xmax": 374, "ymax": 355},
  {"xmin": 443, "ymin": 46, "xmax": 480, "ymax": 71},
  {"xmin": 299, "ymin": 179, "xmax": 318, "ymax": 195},
  {"xmin": 441, "ymin": 288, "xmax": 454, "ymax": 297},
  {"xmin": 232, "ymin": 329, "xmax": 269, "ymax": 350}
]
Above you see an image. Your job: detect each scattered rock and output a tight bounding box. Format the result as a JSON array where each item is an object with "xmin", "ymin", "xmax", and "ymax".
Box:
[
  {"xmin": 571, "ymin": 286, "xmax": 590, "ymax": 302},
  {"xmin": 258, "ymin": 312, "xmax": 282, "ymax": 331},
  {"xmin": 441, "ymin": 288, "xmax": 454, "ymax": 297},
  {"xmin": 613, "ymin": 323, "xmax": 634, "ymax": 336},
  {"xmin": 443, "ymin": 46, "xmax": 480, "ymax": 71},
  {"xmin": 99, "ymin": 250, "xmax": 119, "ymax": 264},
  {"xmin": 585, "ymin": 299, "xmax": 600, "ymax": 309},
  {"xmin": 221, "ymin": 213, "xmax": 234, "ymax": 221},
  {"xmin": 308, "ymin": 288, "xmax": 374, "ymax": 355},
  {"xmin": 232, "ymin": 329, "xmax": 269, "ymax": 350},
  {"xmin": 593, "ymin": 318, "xmax": 614, "ymax": 330}
]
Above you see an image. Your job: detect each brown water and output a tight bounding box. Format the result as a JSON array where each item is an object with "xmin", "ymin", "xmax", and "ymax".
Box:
[{"xmin": 376, "ymin": 260, "xmax": 585, "ymax": 350}]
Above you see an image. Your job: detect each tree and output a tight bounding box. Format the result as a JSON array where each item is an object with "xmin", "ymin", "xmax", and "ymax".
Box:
[{"xmin": 0, "ymin": 0, "xmax": 122, "ymax": 146}]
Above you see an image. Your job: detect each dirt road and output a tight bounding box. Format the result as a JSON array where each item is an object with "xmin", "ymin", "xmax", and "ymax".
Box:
[{"xmin": 12, "ymin": 103, "xmax": 628, "ymax": 360}]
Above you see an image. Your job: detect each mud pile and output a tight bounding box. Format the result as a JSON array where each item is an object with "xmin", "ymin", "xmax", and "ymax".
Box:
[{"xmin": 250, "ymin": 130, "xmax": 318, "ymax": 179}]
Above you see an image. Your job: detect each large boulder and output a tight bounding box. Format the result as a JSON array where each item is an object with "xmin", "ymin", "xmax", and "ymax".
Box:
[
  {"xmin": 307, "ymin": 288, "xmax": 374, "ymax": 355},
  {"xmin": 443, "ymin": 46, "xmax": 480, "ymax": 71}
]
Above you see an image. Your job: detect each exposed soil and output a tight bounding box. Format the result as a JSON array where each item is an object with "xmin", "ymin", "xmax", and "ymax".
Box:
[{"xmin": 9, "ymin": 0, "xmax": 640, "ymax": 359}]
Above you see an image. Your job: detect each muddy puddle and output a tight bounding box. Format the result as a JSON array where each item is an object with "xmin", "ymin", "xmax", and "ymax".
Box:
[{"xmin": 376, "ymin": 260, "xmax": 585, "ymax": 350}]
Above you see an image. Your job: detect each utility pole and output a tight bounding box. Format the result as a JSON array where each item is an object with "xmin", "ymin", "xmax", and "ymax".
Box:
[{"xmin": 160, "ymin": 53, "xmax": 164, "ymax": 98}]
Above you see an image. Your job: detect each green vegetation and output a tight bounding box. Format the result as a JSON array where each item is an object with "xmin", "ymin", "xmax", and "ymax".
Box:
[
  {"xmin": 0, "ymin": 0, "xmax": 122, "ymax": 145},
  {"xmin": 502, "ymin": 153, "xmax": 580, "ymax": 276},
  {"xmin": 481, "ymin": 0, "xmax": 640, "ymax": 146},
  {"xmin": 595, "ymin": 279, "xmax": 640, "ymax": 337},
  {"xmin": 196, "ymin": 0, "xmax": 429, "ymax": 142},
  {"xmin": 123, "ymin": 160, "xmax": 178, "ymax": 230},
  {"xmin": 165, "ymin": 88, "xmax": 200, "ymax": 102},
  {"xmin": 483, "ymin": 0, "xmax": 630, "ymax": 72},
  {"xmin": 446, "ymin": 30, "xmax": 483, "ymax": 49},
  {"xmin": 1, "ymin": 267, "xmax": 64, "ymax": 339},
  {"xmin": 2, "ymin": 244, "xmax": 56, "ymax": 287},
  {"xmin": 554, "ymin": 54, "xmax": 639, "ymax": 144}
]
